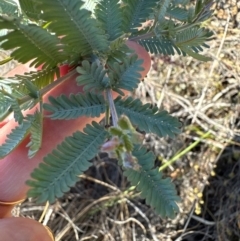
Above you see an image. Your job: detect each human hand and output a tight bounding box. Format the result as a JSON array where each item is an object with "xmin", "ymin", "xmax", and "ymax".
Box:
[{"xmin": 0, "ymin": 41, "xmax": 151, "ymax": 240}]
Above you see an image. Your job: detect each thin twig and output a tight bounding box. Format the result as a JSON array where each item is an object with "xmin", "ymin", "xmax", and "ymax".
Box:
[
  {"xmin": 125, "ymin": 199, "xmax": 159, "ymax": 241},
  {"xmin": 56, "ymin": 211, "xmax": 83, "ymax": 239},
  {"xmin": 107, "ymin": 217, "xmax": 147, "ymax": 235},
  {"xmin": 175, "ymin": 199, "xmax": 197, "ymax": 241},
  {"xmin": 42, "ymin": 208, "xmax": 53, "ymax": 226},
  {"xmin": 191, "ymin": 215, "xmax": 215, "ymax": 226},
  {"xmin": 192, "ymin": 9, "xmax": 230, "ymax": 123},
  {"xmin": 55, "ymin": 195, "xmax": 114, "ymax": 241},
  {"xmin": 212, "ymin": 83, "xmax": 238, "ymax": 102},
  {"xmin": 168, "ymin": 91, "xmax": 235, "ymax": 137},
  {"xmin": 157, "ymin": 65, "xmax": 172, "ymax": 108},
  {"xmin": 38, "ymin": 201, "xmax": 49, "ymax": 223},
  {"xmin": 80, "ymin": 174, "xmax": 120, "ymax": 192}
]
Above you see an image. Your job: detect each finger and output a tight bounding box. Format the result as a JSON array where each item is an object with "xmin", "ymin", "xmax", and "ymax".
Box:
[
  {"xmin": 3, "ymin": 62, "xmax": 36, "ymax": 78},
  {"xmin": 0, "ymin": 217, "xmax": 54, "ymax": 241},
  {"xmin": 126, "ymin": 41, "xmax": 152, "ymax": 75},
  {"xmin": 0, "ymin": 74, "xmax": 104, "ymax": 203}
]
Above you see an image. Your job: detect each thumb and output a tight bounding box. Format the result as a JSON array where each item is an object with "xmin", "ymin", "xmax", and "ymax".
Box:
[{"xmin": 0, "ymin": 217, "xmax": 54, "ymax": 241}]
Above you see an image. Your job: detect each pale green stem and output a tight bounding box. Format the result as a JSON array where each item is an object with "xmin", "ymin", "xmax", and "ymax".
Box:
[
  {"xmin": 105, "ymin": 99, "xmax": 110, "ymax": 126},
  {"xmin": 106, "ymin": 89, "xmax": 118, "ymax": 127},
  {"xmin": 159, "ymin": 131, "xmax": 211, "ymax": 171}
]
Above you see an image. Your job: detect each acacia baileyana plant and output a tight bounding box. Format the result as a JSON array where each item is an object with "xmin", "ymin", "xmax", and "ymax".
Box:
[{"xmin": 0, "ymin": 0, "xmax": 213, "ymax": 218}]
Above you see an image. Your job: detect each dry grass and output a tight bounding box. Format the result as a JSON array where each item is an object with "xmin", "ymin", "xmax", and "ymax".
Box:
[{"xmin": 14, "ymin": 3, "xmax": 240, "ymax": 241}]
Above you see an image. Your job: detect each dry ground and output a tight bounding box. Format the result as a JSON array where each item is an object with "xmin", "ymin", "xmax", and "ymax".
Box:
[{"xmin": 3, "ymin": 2, "xmax": 240, "ymax": 241}]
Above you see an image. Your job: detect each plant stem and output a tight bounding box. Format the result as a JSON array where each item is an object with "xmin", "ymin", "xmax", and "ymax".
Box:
[
  {"xmin": 129, "ymin": 31, "xmax": 155, "ymax": 42},
  {"xmin": 159, "ymin": 131, "xmax": 211, "ymax": 171},
  {"xmin": 106, "ymin": 89, "xmax": 118, "ymax": 127},
  {"xmin": 105, "ymin": 100, "xmax": 110, "ymax": 126}
]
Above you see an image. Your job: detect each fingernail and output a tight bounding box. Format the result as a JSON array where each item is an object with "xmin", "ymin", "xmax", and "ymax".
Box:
[{"xmin": 44, "ymin": 225, "xmax": 55, "ymax": 241}]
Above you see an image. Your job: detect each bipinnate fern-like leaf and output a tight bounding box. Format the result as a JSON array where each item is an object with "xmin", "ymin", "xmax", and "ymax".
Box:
[
  {"xmin": 13, "ymin": 68, "xmax": 59, "ymax": 96},
  {"xmin": 95, "ymin": 0, "xmax": 122, "ymax": 41},
  {"xmin": 181, "ymin": 47, "xmax": 210, "ymax": 61},
  {"xmin": 1, "ymin": 90, "xmax": 24, "ymax": 124},
  {"xmin": 43, "ymin": 92, "xmax": 106, "ymax": 120},
  {"xmin": 192, "ymin": 0, "xmax": 213, "ymax": 23},
  {"xmin": 0, "ymin": 0, "xmax": 18, "ymax": 16},
  {"xmin": 0, "ymin": 118, "xmax": 33, "ymax": 159},
  {"xmin": 0, "ymin": 17, "xmax": 67, "ymax": 68},
  {"xmin": 7, "ymin": 96, "xmax": 24, "ymax": 124},
  {"xmin": 155, "ymin": 0, "xmax": 171, "ymax": 21},
  {"xmin": 0, "ymin": 68, "xmax": 58, "ymax": 122},
  {"xmin": 166, "ymin": 6, "xmax": 189, "ymax": 21},
  {"xmin": 121, "ymin": 0, "xmax": 159, "ymax": 33},
  {"xmin": 106, "ymin": 40, "xmax": 134, "ymax": 70},
  {"xmin": 21, "ymin": 79, "xmax": 40, "ymax": 100},
  {"xmin": 26, "ymin": 122, "xmax": 108, "ymax": 203},
  {"xmin": 138, "ymin": 36, "xmax": 181, "ymax": 56},
  {"xmin": 18, "ymin": 0, "xmax": 42, "ymax": 21},
  {"xmin": 175, "ymin": 27, "xmax": 213, "ymax": 61},
  {"xmin": 123, "ymin": 146, "xmax": 180, "ymax": 218},
  {"xmin": 138, "ymin": 26, "xmax": 212, "ymax": 61},
  {"xmin": 174, "ymin": 0, "xmax": 190, "ymax": 4},
  {"xmin": 108, "ymin": 55, "xmax": 144, "ymax": 92},
  {"xmin": 34, "ymin": 0, "xmax": 108, "ymax": 55},
  {"xmin": 1, "ymin": 68, "xmax": 57, "ymax": 97},
  {"xmin": 82, "ymin": 0, "xmax": 97, "ymax": 12},
  {"xmin": 0, "ymin": 78, "xmax": 20, "ymax": 121},
  {"xmin": 76, "ymin": 60, "xmax": 110, "ymax": 91},
  {"xmin": 0, "ymin": 97, "xmax": 11, "ymax": 121},
  {"xmin": 115, "ymin": 96, "xmax": 181, "ymax": 138},
  {"xmin": 0, "ymin": 78, "xmax": 19, "ymax": 93},
  {"xmin": 26, "ymin": 111, "xmax": 43, "ymax": 158},
  {"xmin": 175, "ymin": 27, "xmax": 211, "ymax": 49}
]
